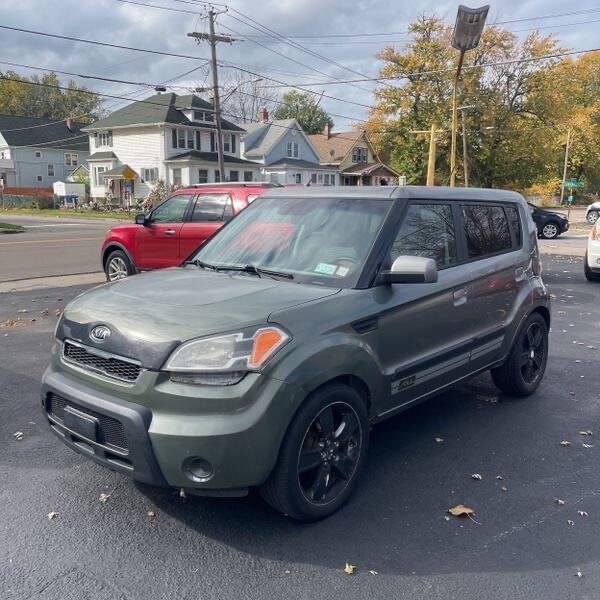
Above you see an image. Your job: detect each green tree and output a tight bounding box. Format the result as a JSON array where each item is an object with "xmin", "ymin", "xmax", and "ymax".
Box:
[
  {"xmin": 0, "ymin": 71, "xmax": 102, "ymax": 124},
  {"xmin": 272, "ymin": 91, "xmax": 334, "ymax": 134}
]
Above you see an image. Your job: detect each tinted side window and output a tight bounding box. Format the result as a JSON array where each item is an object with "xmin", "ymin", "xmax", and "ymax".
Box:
[
  {"xmin": 391, "ymin": 203, "xmax": 457, "ymax": 268},
  {"xmin": 191, "ymin": 193, "xmax": 231, "ymax": 222},
  {"xmin": 151, "ymin": 194, "xmax": 193, "ymax": 223},
  {"xmin": 505, "ymin": 206, "xmax": 522, "ymax": 246},
  {"xmin": 462, "ymin": 204, "xmax": 512, "ymax": 258}
]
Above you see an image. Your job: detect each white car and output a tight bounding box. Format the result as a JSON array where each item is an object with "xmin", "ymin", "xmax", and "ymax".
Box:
[
  {"xmin": 585, "ymin": 222, "xmax": 600, "ymax": 282},
  {"xmin": 586, "ymin": 201, "xmax": 600, "ymax": 224}
]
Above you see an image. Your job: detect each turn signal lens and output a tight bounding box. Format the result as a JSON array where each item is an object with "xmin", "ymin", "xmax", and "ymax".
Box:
[
  {"xmin": 249, "ymin": 327, "xmax": 289, "ymax": 368},
  {"xmin": 592, "ymin": 223, "xmax": 599, "ymax": 241}
]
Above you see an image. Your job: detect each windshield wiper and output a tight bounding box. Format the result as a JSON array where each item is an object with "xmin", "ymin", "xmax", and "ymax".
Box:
[
  {"xmin": 183, "ymin": 259, "xmax": 219, "ymax": 271},
  {"xmin": 219, "ymin": 264, "xmax": 294, "ymax": 280}
]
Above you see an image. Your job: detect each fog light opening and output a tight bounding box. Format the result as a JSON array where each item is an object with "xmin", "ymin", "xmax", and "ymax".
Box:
[{"xmin": 183, "ymin": 457, "xmax": 214, "ymax": 483}]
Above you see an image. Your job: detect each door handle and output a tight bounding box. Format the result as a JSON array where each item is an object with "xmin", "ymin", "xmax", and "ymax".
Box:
[
  {"xmin": 453, "ymin": 288, "xmax": 468, "ymax": 306},
  {"xmin": 514, "ymin": 267, "xmax": 525, "ymax": 282},
  {"xmin": 164, "ymin": 229, "xmax": 176, "ymax": 235}
]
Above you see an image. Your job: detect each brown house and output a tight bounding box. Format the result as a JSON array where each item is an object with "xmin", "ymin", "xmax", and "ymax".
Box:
[{"xmin": 307, "ymin": 126, "xmax": 400, "ymax": 186}]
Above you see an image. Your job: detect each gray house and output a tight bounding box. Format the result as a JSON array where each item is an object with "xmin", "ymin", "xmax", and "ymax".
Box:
[
  {"xmin": 0, "ymin": 115, "xmax": 89, "ymax": 188},
  {"xmin": 239, "ymin": 109, "xmax": 337, "ymax": 186}
]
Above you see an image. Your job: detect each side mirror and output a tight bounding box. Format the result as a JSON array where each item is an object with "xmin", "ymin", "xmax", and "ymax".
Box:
[
  {"xmin": 381, "ymin": 256, "xmax": 438, "ymax": 284},
  {"xmin": 135, "ymin": 213, "xmax": 148, "ymax": 225}
]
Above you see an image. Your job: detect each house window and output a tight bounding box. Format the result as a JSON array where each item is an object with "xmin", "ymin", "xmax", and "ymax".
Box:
[
  {"xmin": 187, "ymin": 131, "xmax": 194, "ymax": 149},
  {"xmin": 310, "ymin": 173, "xmax": 317, "ymax": 184},
  {"xmin": 229, "ymin": 170, "xmax": 239, "ymax": 182},
  {"xmin": 287, "ymin": 142, "xmax": 299, "ymax": 158},
  {"xmin": 93, "ymin": 166, "xmax": 106, "ymax": 186},
  {"xmin": 224, "ymin": 133, "xmax": 235, "ymax": 153},
  {"xmin": 204, "ymin": 112, "xmax": 214, "ymax": 122},
  {"xmin": 352, "ymin": 147, "xmax": 368, "ymax": 163},
  {"xmin": 64, "ymin": 153, "xmax": 78, "ymax": 166},
  {"xmin": 0, "ymin": 150, "xmax": 10, "ymax": 159},
  {"xmin": 195, "ymin": 131, "xmax": 201, "ymax": 151},
  {"xmin": 47, "ymin": 164, "xmax": 54, "ymax": 177},
  {"xmin": 214, "ymin": 169, "xmax": 221, "ymax": 183},
  {"xmin": 231, "ymin": 134, "xmax": 236, "ymax": 154},
  {"xmin": 210, "ymin": 132, "xmax": 216, "ymax": 153},
  {"xmin": 317, "ymin": 173, "xmax": 323, "ymax": 184},
  {"xmin": 172, "ymin": 128, "xmax": 177, "ymax": 148},
  {"xmin": 35, "ymin": 151, "xmax": 42, "ymax": 158},
  {"xmin": 243, "ymin": 171, "xmax": 253, "ymax": 182},
  {"xmin": 193, "ymin": 111, "xmax": 214, "ymax": 122},
  {"xmin": 141, "ymin": 168, "xmax": 159, "ymax": 184},
  {"xmin": 172, "ymin": 168, "xmax": 182, "ymax": 187},
  {"xmin": 324, "ymin": 174, "xmax": 335, "ymax": 186},
  {"xmin": 177, "ymin": 129, "xmax": 186, "ymax": 149},
  {"xmin": 198, "ymin": 169, "xmax": 208, "ymax": 183},
  {"xmin": 97, "ymin": 131, "xmax": 113, "ymax": 147},
  {"xmin": 294, "ymin": 173, "xmax": 301, "ymax": 184},
  {"xmin": 37, "ymin": 175, "xmax": 43, "ymax": 182}
]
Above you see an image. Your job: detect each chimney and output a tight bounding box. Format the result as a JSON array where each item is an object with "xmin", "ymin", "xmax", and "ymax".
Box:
[
  {"xmin": 323, "ymin": 122, "xmax": 332, "ymax": 139},
  {"xmin": 66, "ymin": 117, "xmax": 74, "ymax": 132},
  {"xmin": 258, "ymin": 107, "xmax": 269, "ymax": 123}
]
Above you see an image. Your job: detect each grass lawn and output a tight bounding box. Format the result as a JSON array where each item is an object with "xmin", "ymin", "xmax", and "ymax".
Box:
[
  {"xmin": 0, "ymin": 222, "xmax": 25, "ymax": 233},
  {"xmin": 0, "ymin": 208, "xmax": 133, "ymax": 221}
]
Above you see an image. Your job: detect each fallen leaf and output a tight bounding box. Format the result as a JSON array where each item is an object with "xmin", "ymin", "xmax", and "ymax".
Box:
[
  {"xmin": 579, "ymin": 431, "xmax": 591, "ymax": 436},
  {"xmin": 555, "ymin": 498, "xmax": 565, "ymax": 506},
  {"xmin": 40, "ymin": 309, "xmax": 49, "ymax": 317},
  {"xmin": 344, "ymin": 563, "xmax": 356, "ymax": 575},
  {"xmin": 435, "ymin": 437, "xmax": 444, "ymax": 443},
  {"xmin": 448, "ymin": 504, "xmax": 475, "ymax": 517},
  {"xmin": 578, "ymin": 511, "xmax": 588, "ymax": 518},
  {"xmin": 54, "ymin": 309, "xmax": 62, "ymax": 317},
  {"xmin": 471, "ymin": 473, "xmax": 482, "ymax": 480},
  {"xmin": 17, "ymin": 309, "xmax": 28, "ymax": 314},
  {"xmin": 47, "ymin": 512, "xmax": 58, "ymax": 520},
  {"xmin": 501, "ymin": 486, "xmax": 508, "ymax": 492},
  {"xmin": 496, "ymin": 475, "xmax": 504, "ymax": 480},
  {"xmin": 568, "ymin": 519, "xmax": 575, "ymax": 526},
  {"xmin": 13, "ymin": 431, "xmax": 23, "ymax": 441},
  {"xmin": 179, "ymin": 488, "xmax": 187, "ymax": 498},
  {"xmin": 444, "ymin": 515, "xmax": 450, "ymax": 521},
  {"xmin": 284, "ymin": 569, "xmax": 291, "ymax": 574},
  {"xmin": 582, "ymin": 444, "xmax": 594, "ymax": 449},
  {"xmin": 147, "ymin": 511, "xmax": 156, "ymax": 518},
  {"xmin": 560, "ymin": 440, "xmax": 571, "ymax": 446},
  {"xmin": 99, "ymin": 492, "xmax": 111, "ymax": 504},
  {"xmin": 575, "ymin": 569, "xmax": 583, "ymax": 578},
  {"xmin": 369, "ymin": 570, "xmax": 378, "ymax": 576}
]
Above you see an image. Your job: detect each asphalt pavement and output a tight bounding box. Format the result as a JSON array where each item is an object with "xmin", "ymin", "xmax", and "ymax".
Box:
[
  {"xmin": 0, "ymin": 214, "xmax": 120, "ymax": 283},
  {"xmin": 1, "ymin": 246, "xmax": 600, "ymax": 600}
]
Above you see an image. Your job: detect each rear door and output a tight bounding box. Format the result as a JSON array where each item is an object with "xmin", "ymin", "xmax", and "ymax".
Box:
[
  {"xmin": 179, "ymin": 192, "xmax": 232, "ymax": 258},
  {"xmin": 370, "ymin": 201, "xmax": 475, "ymax": 415},
  {"xmin": 135, "ymin": 193, "xmax": 194, "ymax": 269}
]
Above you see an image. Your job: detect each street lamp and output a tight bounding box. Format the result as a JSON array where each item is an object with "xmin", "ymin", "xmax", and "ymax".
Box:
[{"xmin": 449, "ymin": 4, "xmax": 489, "ymax": 187}]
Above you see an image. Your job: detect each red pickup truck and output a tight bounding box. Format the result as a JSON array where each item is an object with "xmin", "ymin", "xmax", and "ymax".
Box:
[{"xmin": 101, "ymin": 182, "xmax": 277, "ymax": 281}]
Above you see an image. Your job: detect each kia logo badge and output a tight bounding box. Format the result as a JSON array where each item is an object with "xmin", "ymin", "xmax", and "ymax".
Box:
[{"xmin": 90, "ymin": 325, "xmax": 111, "ymax": 342}]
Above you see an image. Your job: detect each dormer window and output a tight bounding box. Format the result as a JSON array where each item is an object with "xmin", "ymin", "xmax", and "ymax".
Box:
[
  {"xmin": 193, "ymin": 111, "xmax": 214, "ymax": 123},
  {"xmin": 96, "ymin": 131, "xmax": 113, "ymax": 147},
  {"xmin": 287, "ymin": 142, "xmax": 299, "ymax": 158}
]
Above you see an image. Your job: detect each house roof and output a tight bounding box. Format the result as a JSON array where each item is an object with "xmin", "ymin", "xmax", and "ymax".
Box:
[
  {"xmin": 342, "ymin": 162, "xmax": 400, "ymax": 176},
  {"xmin": 87, "ymin": 151, "xmax": 117, "ymax": 161},
  {"xmin": 307, "ymin": 130, "xmax": 363, "ymax": 164},
  {"xmin": 0, "ymin": 114, "xmax": 89, "ymax": 151},
  {"xmin": 265, "ymin": 158, "xmax": 332, "ymax": 170},
  {"xmin": 83, "ymin": 93, "xmax": 244, "ymax": 132},
  {"xmin": 163, "ymin": 150, "xmax": 261, "ymax": 166},
  {"xmin": 239, "ymin": 119, "xmax": 297, "ymax": 157},
  {"xmin": 102, "ymin": 164, "xmax": 136, "ymax": 178}
]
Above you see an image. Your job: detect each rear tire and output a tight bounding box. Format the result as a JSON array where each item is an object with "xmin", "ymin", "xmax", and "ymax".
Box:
[
  {"xmin": 584, "ymin": 253, "xmax": 600, "ymax": 282},
  {"xmin": 540, "ymin": 222, "xmax": 560, "ymax": 239},
  {"xmin": 491, "ymin": 312, "xmax": 548, "ymax": 397},
  {"xmin": 587, "ymin": 210, "xmax": 599, "ymax": 225},
  {"xmin": 260, "ymin": 383, "xmax": 369, "ymax": 522},
  {"xmin": 105, "ymin": 249, "xmax": 135, "ymax": 281}
]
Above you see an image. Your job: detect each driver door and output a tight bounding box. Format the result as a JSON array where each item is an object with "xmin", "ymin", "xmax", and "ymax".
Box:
[{"xmin": 135, "ymin": 193, "xmax": 195, "ymax": 270}]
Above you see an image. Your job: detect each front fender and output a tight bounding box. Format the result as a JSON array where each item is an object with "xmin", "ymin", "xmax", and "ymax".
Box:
[{"xmin": 264, "ymin": 332, "xmax": 386, "ymax": 419}]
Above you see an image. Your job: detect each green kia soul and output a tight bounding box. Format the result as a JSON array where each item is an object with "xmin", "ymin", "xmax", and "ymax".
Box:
[{"xmin": 42, "ymin": 186, "xmax": 550, "ymax": 521}]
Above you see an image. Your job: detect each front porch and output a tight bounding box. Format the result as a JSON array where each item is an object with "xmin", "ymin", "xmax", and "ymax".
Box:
[
  {"xmin": 101, "ymin": 164, "xmax": 137, "ymax": 209},
  {"xmin": 341, "ymin": 163, "xmax": 400, "ymax": 186}
]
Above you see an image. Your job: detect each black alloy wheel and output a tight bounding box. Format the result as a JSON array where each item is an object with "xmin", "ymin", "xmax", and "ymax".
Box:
[{"xmin": 519, "ymin": 321, "xmax": 547, "ymax": 385}]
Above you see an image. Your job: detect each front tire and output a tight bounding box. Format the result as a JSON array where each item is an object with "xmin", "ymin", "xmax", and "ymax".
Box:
[
  {"xmin": 260, "ymin": 383, "xmax": 369, "ymax": 522},
  {"xmin": 105, "ymin": 249, "xmax": 135, "ymax": 281},
  {"xmin": 587, "ymin": 210, "xmax": 599, "ymax": 225},
  {"xmin": 491, "ymin": 312, "xmax": 548, "ymax": 397},
  {"xmin": 584, "ymin": 253, "xmax": 600, "ymax": 282},
  {"xmin": 541, "ymin": 222, "xmax": 560, "ymax": 239}
]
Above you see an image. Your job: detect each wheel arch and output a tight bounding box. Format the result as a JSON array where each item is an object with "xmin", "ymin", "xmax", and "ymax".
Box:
[{"xmin": 102, "ymin": 242, "xmax": 136, "ymax": 272}]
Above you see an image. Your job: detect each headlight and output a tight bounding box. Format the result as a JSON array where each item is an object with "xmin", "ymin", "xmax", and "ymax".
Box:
[{"xmin": 164, "ymin": 325, "xmax": 290, "ymax": 376}]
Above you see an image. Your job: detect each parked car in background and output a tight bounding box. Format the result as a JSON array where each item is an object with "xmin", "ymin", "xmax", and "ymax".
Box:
[
  {"xmin": 584, "ymin": 222, "xmax": 600, "ymax": 282},
  {"xmin": 586, "ymin": 201, "xmax": 600, "ymax": 225},
  {"xmin": 528, "ymin": 203, "xmax": 569, "ymax": 239},
  {"xmin": 101, "ymin": 182, "xmax": 278, "ymax": 280},
  {"xmin": 43, "ymin": 186, "xmax": 550, "ymax": 521}
]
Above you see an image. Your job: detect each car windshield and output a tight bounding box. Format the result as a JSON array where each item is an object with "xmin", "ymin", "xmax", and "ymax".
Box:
[{"xmin": 191, "ymin": 195, "xmax": 391, "ymax": 287}]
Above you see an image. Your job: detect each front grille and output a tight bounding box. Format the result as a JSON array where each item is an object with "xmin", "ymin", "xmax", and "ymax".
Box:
[
  {"xmin": 63, "ymin": 341, "xmax": 141, "ymax": 382},
  {"xmin": 47, "ymin": 393, "xmax": 128, "ymax": 450}
]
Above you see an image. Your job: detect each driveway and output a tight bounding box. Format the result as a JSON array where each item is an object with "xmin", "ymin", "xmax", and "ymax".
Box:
[{"xmin": 1, "ymin": 248, "xmax": 599, "ymax": 599}]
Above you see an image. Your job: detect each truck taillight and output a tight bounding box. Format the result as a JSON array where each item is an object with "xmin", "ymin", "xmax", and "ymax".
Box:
[{"xmin": 593, "ymin": 223, "xmax": 599, "ymax": 241}]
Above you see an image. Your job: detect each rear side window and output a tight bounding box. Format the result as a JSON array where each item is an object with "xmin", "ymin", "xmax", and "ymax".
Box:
[
  {"xmin": 391, "ymin": 203, "xmax": 458, "ymax": 268},
  {"xmin": 191, "ymin": 194, "xmax": 231, "ymax": 222},
  {"xmin": 505, "ymin": 205, "xmax": 522, "ymax": 246},
  {"xmin": 461, "ymin": 204, "xmax": 512, "ymax": 258}
]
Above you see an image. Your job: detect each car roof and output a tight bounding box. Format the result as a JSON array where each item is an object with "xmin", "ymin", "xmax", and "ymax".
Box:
[
  {"xmin": 176, "ymin": 182, "xmax": 279, "ymax": 193},
  {"xmin": 260, "ymin": 185, "xmax": 525, "ymax": 203}
]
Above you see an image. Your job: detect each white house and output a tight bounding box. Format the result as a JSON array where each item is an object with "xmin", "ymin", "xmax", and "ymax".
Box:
[
  {"xmin": 0, "ymin": 115, "xmax": 89, "ymax": 188},
  {"xmin": 239, "ymin": 109, "xmax": 337, "ymax": 186},
  {"xmin": 82, "ymin": 93, "xmax": 262, "ymax": 204}
]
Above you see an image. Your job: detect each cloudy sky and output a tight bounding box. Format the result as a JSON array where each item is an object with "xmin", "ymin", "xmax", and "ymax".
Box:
[{"xmin": 1, "ymin": 0, "xmax": 599, "ymax": 126}]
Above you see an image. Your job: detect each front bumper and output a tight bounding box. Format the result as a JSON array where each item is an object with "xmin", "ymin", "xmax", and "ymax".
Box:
[{"xmin": 41, "ymin": 343, "xmax": 302, "ymax": 492}]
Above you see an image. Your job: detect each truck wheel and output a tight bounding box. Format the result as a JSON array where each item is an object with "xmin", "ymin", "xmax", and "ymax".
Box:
[
  {"xmin": 105, "ymin": 249, "xmax": 134, "ymax": 281},
  {"xmin": 491, "ymin": 312, "xmax": 548, "ymax": 397},
  {"xmin": 260, "ymin": 383, "xmax": 369, "ymax": 522}
]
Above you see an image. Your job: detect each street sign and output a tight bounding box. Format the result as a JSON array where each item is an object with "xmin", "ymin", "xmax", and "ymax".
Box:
[
  {"xmin": 562, "ymin": 178, "xmax": 584, "ymax": 188},
  {"xmin": 122, "ymin": 166, "xmax": 136, "ymax": 181}
]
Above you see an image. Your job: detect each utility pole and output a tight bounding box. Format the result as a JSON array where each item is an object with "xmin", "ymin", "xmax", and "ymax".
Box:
[
  {"xmin": 188, "ymin": 10, "xmax": 236, "ymax": 182},
  {"xmin": 427, "ymin": 124, "xmax": 437, "ymax": 186},
  {"xmin": 458, "ymin": 105, "xmax": 474, "ymax": 187},
  {"xmin": 560, "ymin": 128, "xmax": 572, "ymax": 206},
  {"xmin": 449, "ymin": 49, "xmax": 465, "ymax": 188}
]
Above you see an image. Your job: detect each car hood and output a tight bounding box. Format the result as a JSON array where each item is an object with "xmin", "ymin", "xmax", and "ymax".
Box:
[{"xmin": 58, "ymin": 268, "xmax": 340, "ymax": 369}]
